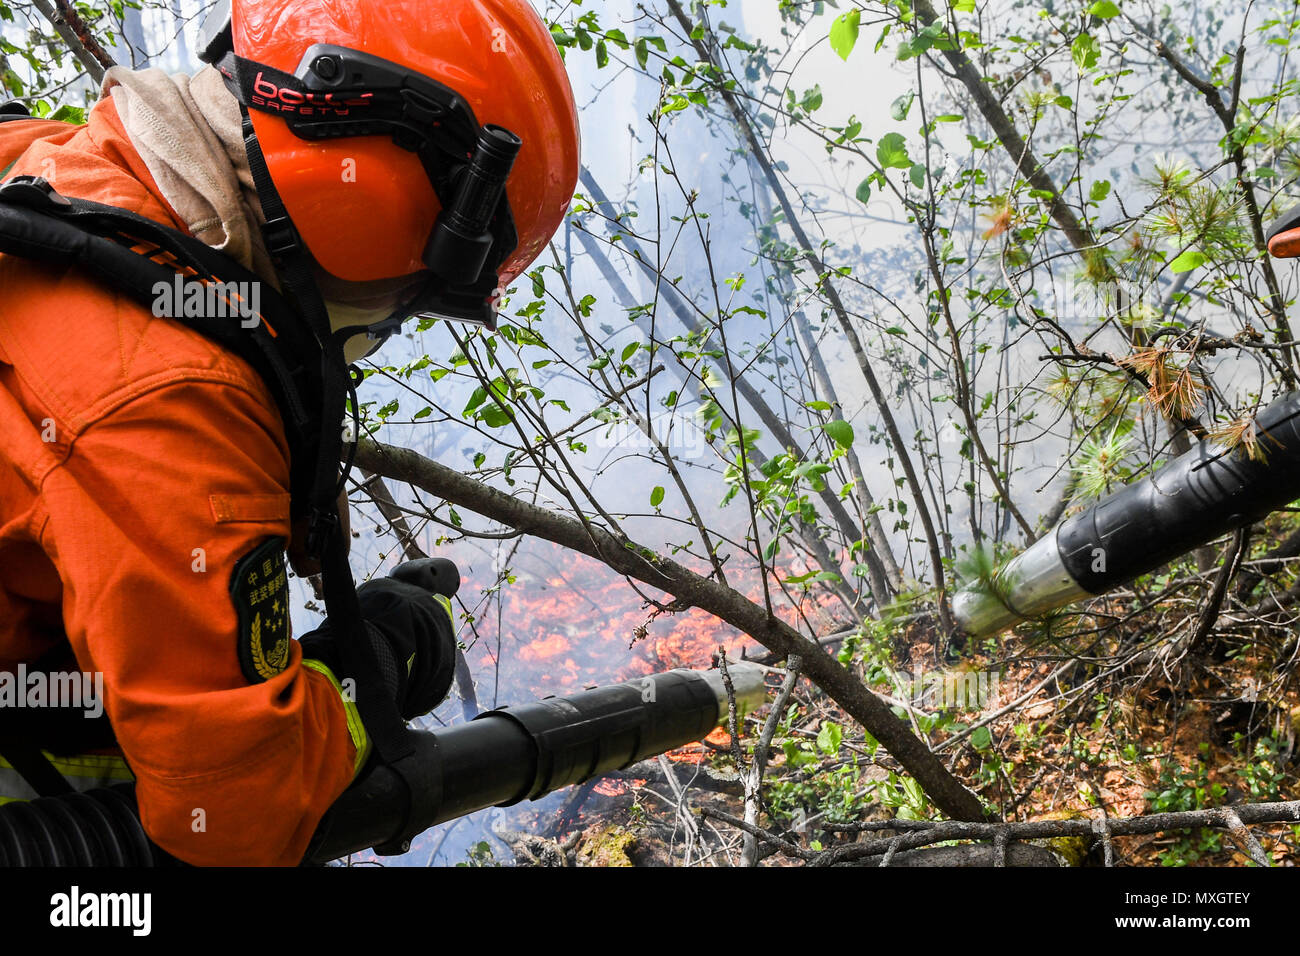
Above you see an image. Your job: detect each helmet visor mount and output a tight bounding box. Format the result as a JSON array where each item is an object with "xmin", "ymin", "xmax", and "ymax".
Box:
[{"xmin": 201, "ymin": 18, "xmax": 520, "ymax": 332}]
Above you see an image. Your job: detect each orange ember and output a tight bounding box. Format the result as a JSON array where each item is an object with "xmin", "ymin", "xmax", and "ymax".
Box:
[
  {"xmin": 664, "ymin": 743, "xmax": 708, "ymax": 764},
  {"xmin": 704, "ymin": 727, "xmax": 731, "ymax": 748},
  {"xmin": 592, "ymin": 779, "xmax": 628, "ymax": 796}
]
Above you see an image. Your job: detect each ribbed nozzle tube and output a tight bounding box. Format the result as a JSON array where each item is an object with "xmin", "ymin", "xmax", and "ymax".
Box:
[
  {"xmin": 304, "ymin": 662, "xmax": 768, "ymax": 862},
  {"xmin": 953, "ymin": 392, "xmax": 1300, "ymax": 637},
  {"xmin": 0, "ymin": 665, "xmax": 769, "ymax": 866}
]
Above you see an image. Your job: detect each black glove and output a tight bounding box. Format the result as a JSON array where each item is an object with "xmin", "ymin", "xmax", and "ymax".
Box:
[{"xmin": 300, "ymin": 559, "xmax": 458, "ymax": 720}]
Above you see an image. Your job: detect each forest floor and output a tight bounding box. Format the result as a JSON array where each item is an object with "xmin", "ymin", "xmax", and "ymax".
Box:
[{"xmin": 485, "ymin": 577, "xmax": 1300, "ymax": 867}]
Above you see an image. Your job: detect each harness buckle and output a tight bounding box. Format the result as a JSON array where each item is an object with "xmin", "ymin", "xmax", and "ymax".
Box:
[
  {"xmin": 0, "ymin": 176, "xmax": 72, "ymax": 210},
  {"xmin": 262, "ymin": 213, "xmax": 302, "ymax": 259},
  {"xmin": 305, "ymin": 506, "xmax": 339, "ymax": 561}
]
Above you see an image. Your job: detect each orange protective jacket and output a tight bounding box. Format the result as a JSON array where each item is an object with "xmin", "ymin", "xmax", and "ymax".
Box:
[{"xmin": 0, "ymin": 98, "xmax": 364, "ymax": 865}]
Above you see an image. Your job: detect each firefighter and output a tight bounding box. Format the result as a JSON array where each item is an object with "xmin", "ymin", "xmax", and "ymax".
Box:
[{"xmin": 0, "ymin": 0, "xmax": 580, "ymax": 865}]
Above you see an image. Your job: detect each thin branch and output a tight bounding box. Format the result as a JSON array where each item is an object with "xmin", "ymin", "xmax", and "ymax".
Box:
[
  {"xmin": 30, "ymin": 0, "xmax": 114, "ymax": 85},
  {"xmin": 704, "ymin": 800, "xmax": 1300, "ymax": 866},
  {"xmin": 663, "ymin": 0, "xmax": 950, "ymax": 628},
  {"xmin": 742, "ymin": 653, "xmax": 802, "ymax": 866},
  {"xmin": 356, "ymin": 469, "xmax": 480, "ymax": 721}
]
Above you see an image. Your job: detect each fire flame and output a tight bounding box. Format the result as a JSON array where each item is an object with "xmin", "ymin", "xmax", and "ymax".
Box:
[
  {"xmin": 664, "ymin": 745, "xmax": 707, "ymax": 763},
  {"xmin": 464, "ymin": 544, "xmax": 841, "ymax": 700}
]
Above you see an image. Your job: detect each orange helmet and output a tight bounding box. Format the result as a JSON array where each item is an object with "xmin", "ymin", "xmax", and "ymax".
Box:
[{"xmin": 199, "ymin": 0, "xmax": 579, "ymax": 328}]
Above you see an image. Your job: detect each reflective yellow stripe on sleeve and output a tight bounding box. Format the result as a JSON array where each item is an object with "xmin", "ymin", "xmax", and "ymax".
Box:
[
  {"xmin": 0, "ymin": 752, "xmax": 134, "ymax": 805},
  {"xmin": 301, "ymin": 658, "xmax": 372, "ymax": 776}
]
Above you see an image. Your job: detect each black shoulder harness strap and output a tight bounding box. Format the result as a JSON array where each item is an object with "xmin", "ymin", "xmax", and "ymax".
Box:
[
  {"xmin": 0, "ymin": 177, "xmax": 321, "ymax": 467},
  {"xmin": 0, "ymin": 121, "xmax": 422, "ymax": 832}
]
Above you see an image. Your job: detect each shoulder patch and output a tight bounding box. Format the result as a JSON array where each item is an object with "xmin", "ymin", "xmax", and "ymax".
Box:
[{"xmin": 229, "ymin": 536, "xmax": 292, "ymax": 683}]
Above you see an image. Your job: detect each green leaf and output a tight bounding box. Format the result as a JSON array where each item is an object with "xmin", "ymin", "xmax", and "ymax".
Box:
[
  {"xmin": 660, "ymin": 94, "xmax": 690, "ymax": 114},
  {"xmin": 49, "ymin": 104, "xmax": 85, "ymax": 124},
  {"xmin": 829, "ymin": 9, "xmax": 861, "ymax": 61},
  {"xmin": 823, "ymin": 419, "xmax": 855, "ymax": 448},
  {"xmin": 1072, "ymin": 33, "xmax": 1101, "ymax": 71},
  {"xmin": 793, "ymin": 461, "xmax": 832, "ymax": 489},
  {"xmin": 650, "ymin": 486, "xmax": 665, "ymax": 508},
  {"xmin": 1088, "ymin": 0, "xmax": 1120, "ymax": 17},
  {"xmin": 876, "ymin": 132, "xmax": 911, "ymax": 169},
  {"xmin": 480, "ymin": 404, "xmax": 512, "ymax": 428},
  {"xmin": 782, "ymin": 739, "xmax": 814, "ymax": 768},
  {"xmin": 462, "ymin": 386, "xmax": 488, "ymax": 416},
  {"xmin": 855, "ymin": 177, "xmax": 873, "ymax": 204},
  {"xmin": 898, "ymin": 21, "xmax": 956, "ymax": 61},
  {"xmin": 910, "ymin": 163, "xmax": 927, "ymax": 188},
  {"xmin": 889, "ymin": 92, "xmax": 915, "ymax": 122},
  {"xmin": 952, "ymin": 0, "xmax": 976, "ymax": 11},
  {"xmin": 726, "ymin": 426, "xmax": 762, "ymax": 449},
  {"xmin": 971, "ymin": 726, "xmax": 994, "ymax": 751},
  {"xmin": 817, "ymin": 721, "xmax": 843, "ymax": 756},
  {"xmin": 1169, "ymin": 249, "xmax": 1207, "ymax": 273},
  {"xmin": 1090, "ymin": 179, "xmax": 1111, "ymax": 202}
]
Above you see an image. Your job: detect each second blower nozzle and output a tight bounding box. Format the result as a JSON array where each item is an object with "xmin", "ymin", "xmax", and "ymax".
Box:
[{"xmin": 953, "ymin": 392, "xmax": 1300, "ymax": 637}]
